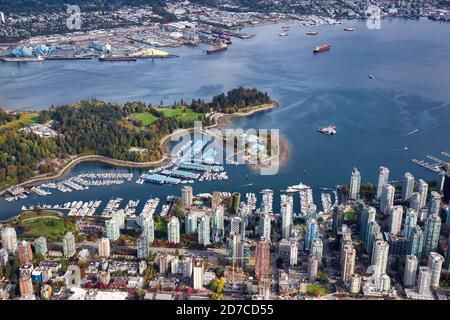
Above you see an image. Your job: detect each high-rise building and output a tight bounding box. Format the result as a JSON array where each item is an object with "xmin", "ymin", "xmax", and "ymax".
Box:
[
  {"xmin": 239, "ymin": 213, "xmax": 247, "ymax": 240},
  {"xmin": 181, "ymin": 186, "xmax": 193, "ymax": 208},
  {"xmin": 341, "ymin": 244, "xmax": 356, "ymax": 283},
  {"xmin": 168, "ymin": 216, "xmax": 180, "ymax": 244},
  {"xmin": 260, "ymin": 189, "xmax": 274, "ymax": 214},
  {"xmin": 113, "ymin": 210, "xmax": 125, "ymax": 229},
  {"xmin": 332, "ymin": 206, "xmax": 344, "ymax": 236},
  {"xmin": 404, "ymin": 208, "xmax": 418, "ymax": 239},
  {"xmin": 417, "ymin": 179, "xmax": 428, "ymax": 209},
  {"xmin": 289, "ymin": 238, "xmax": 298, "ymax": 267},
  {"xmin": 403, "ymin": 255, "xmax": 418, "ymax": 288},
  {"xmin": 304, "ymin": 219, "xmax": 319, "ymax": 251},
  {"xmin": 306, "ymin": 203, "xmax": 317, "ymax": 221},
  {"xmin": 0, "ymin": 227, "xmax": 17, "ymax": 254},
  {"xmin": 423, "ymin": 216, "xmax": 441, "ymax": 254},
  {"xmin": 198, "ymin": 215, "xmax": 211, "ymax": 246},
  {"xmin": 389, "ymin": 205, "xmax": 403, "ymax": 236},
  {"xmin": 442, "ymin": 170, "xmax": 450, "ymax": 204},
  {"xmin": 19, "ymin": 275, "xmax": 33, "ymax": 298},
  {"xmin": 428, "ymin": 191, "xmax": 441, "ymax": 218},
  {"xmin": 106, "ymin": 218, "xmax": 120, "ymax": 241},
  {"xmin": 260, "ymin": 214, "xmax": 271, "ymax": 242},
  {"xmin": 417, "ymin": 266, "xmax": 432, "ymax": 296},
  {"xmin": 427, "ymin": 252, "xmax": 444, "ymax": 288},
  {"xmin": 137, "ymin": 234, "xmax": 149, "ymax": 259},
  {"xmin": 230, "ymin": 192, "xmax": 241, "ymax": 214},
  {"xmin": 212, "ymin": 206, "xmax": 224, "ymax": 241},
  {"xmin": 192, "ymin": 257, "xmax": 204, "ymax": 290},
  {"xmin": 33, "ymin": 236, "xmax": 48, "ymax": 256},
  {"xmin": 159, "ymin": 254, "xmax": 168, "ymax": 275},
  {"xmin": 371, "ymin": 240, "xmax": 389, "ymax": 277},
  {"xmin": 185, "ymin": 212, "xmax": 198, "ymax": 235},
  {"xmin": 349, "ymin": 274, "xmax": 361, "ymax": 294},
  {"xmin": 211, "ymin": 192, "xmax": 222, "ymax": 210},
  {"xmin": 341, "ymin": 225, "xmax": 352, "ymax": 254},
  {"xmin": 409, "ymin": 192, "xmax": 421, "ymax": 213},
  {"xmin": 376, "ymin": 166, "xmax": 390, "ymax": 199},
  {"xmin": 408, "ymin": 225, "xmax": 424, "ymax": 259},
  {"xmin": 182, "ymin": 256, "xmax": 193, "ymax": 278},
  {"xmin": 402, "ymin": 172, "xmax": 415, "ymax": 202},
  {"xmin": 0, "ymin": 248, "xmax": 8, "ymax": 267},
  {"xmin": 445, "ymin": 206, "xmax": 450, "ymax": 227},
  {"xmin": 365, "ymin": 220, "xmax": 380, "ymax": 254},
  {"xmin": 380, "ymin": 184, "xmax": 395, "ymax": 215},
  {"xmin": 349, "ymin": 167, "xmax": 361, "ymax": 200},
  {"xmin": 307, "ymin": 255, "xmax": 319, "ymax": 281},
  {"xmin": 380, "ymin": 274, "xmax": 391, "ymax": 293},
  {"xmin": 280, "ymin": 194, "xmax": 293, "ymax": 240},
  {"xmin": 445, "ymin": 234, "xmax": 450, "ymax": 272},
  {"xmin": 230, "ymin": 216, "xmax": 241, "ymax": 236},
  {"xmin": 418, "ymin": 207, "xmax": 429, "ymax": 222},
  {"xmin": 62, "ymin": 232, "xmax": 76, "ymax": 258},
  {"xmin": 360, "ymin": 206, "xmax": 376, "ymax": 240},
  {"xmin": 227, "ymin": 233, "xmax": 240, "ymax": 262},
  {"xmin": 18, "ymin": 240, "xmax": 33, "ymax": 265},
  {"xmin": 255, "ymin": 237, "xmax": 270, "ymax": 282},
  {"xmin": 98, "ymin": 238, "xmax": 111, "ymax": 258},
  {"xmin": 227, "ymin": 233, "xmax": 250, "ymax": 267},
  {"xmin": 311, "ymin": 238, "xmax": 323, "ymax": 262},
  {"xmin": 141, "ymin": 217, "xmax": 155, "ymax": 243}
]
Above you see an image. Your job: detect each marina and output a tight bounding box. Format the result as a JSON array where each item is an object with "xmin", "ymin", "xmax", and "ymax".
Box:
[
  {"xmin": 4, "ymin": 172, "xmax": 134, "ymax": 202},
  {"xmin": 411, "ymin": 152, "xmax": 450, "ymax": 174}
]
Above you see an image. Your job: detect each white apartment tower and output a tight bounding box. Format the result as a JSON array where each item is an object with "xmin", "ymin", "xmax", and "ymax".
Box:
[
  {"xmin": 376, "ymin": 166, "xmax": 390, "ymax": 199},
  {"xmin": 403, "ymin": 255, "xmax": 418, "ymax": 288},
  {"xmin": 168, "ymin": 216, "xmax": 180, "ymax": 244}
]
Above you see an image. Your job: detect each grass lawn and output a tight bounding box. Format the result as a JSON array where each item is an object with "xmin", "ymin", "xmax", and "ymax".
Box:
[
  {"xmin": 14, "ymin": 210, "xmax": 75, "ymax": 242},
  {"xmin": 18, "ymin": 210, "xmax": 62, "ymax": 221},
  {"xmin": 306, "ymin": 284, "xmax": 328, "ymax": 297},
  {"xmin": 159, "ymin": 107, "xmax": 202, "ymax": 123},
  {"xmin": 130, "ymin": 112, "xmax": 158, "ymax": 126},
  {"xmin": 0, "ymin": 112, "xmax": 39, "ymax": 131},
  {"xmin": 344, "ymin": 209, "xmax": 358, "ymax": 221}
]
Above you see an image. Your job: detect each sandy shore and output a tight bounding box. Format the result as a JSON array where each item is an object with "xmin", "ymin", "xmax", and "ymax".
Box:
[{"xmin": 1, "ymin": 100, "xmax": 286, "ymax": 192}]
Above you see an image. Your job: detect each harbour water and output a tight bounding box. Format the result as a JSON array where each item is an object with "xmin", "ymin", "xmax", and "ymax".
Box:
[{"xmin": 0, "ymin": 18, "xmax": 450, "ymax": 219}]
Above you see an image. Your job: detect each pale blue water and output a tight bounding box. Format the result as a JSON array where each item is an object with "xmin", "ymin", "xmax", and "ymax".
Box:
[{"xmin": 0, "ymin": 18, "xmax": 449, "ymax": 219}]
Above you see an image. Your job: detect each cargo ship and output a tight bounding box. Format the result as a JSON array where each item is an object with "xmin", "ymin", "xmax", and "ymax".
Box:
[
  {"xmin": 306, "ymin": 31, "xmax": 318, "ymax": 35},
  {"xmin": 99, "ymin": 55, "xmax": 137, "ymax": 62},
  {"xmin": 313, "ymin": 44, "xmax": 331, "ymax": 53},
  {"xmin": 206, "ymin": 43, "xmax": 228, "ymax": 54},
  {"xmin": 317, "ymin": 125, "xmax": 337, "ymax": 135}
]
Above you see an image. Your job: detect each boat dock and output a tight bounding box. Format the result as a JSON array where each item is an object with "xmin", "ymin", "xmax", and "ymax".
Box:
[{"xmin": 411, "ymin": 159, "xmax": 442, "ymax": 173}]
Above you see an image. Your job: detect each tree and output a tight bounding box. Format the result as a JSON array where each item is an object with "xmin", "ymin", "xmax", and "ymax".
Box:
[
  {"xmin": 215, "ymin": 266, "xmax": 225, "ymax": 278},
  {"xmin": 34, "ymin": 253, "xmax": 45, "ymax": 264},
  {"xmin": 144, "ymin": 265, "xmax": 155, "ymax": 281}
]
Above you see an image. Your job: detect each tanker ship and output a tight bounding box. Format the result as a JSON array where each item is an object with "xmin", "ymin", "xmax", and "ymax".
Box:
[{"xmin": 313, "ymin": 44, "xmax": 331, "ymax": 53}]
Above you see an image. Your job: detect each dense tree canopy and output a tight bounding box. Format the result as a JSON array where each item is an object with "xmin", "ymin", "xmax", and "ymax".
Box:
[{"xmin": 0, "ymin": 87, "xmax": 270, "ymax": 190}]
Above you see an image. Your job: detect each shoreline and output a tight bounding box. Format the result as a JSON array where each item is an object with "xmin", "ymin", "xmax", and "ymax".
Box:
[{"xmin": 0, "ymin": 100, "xmax": 283, "ymax": 194}]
